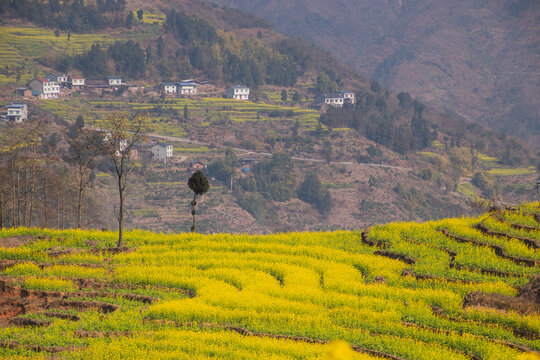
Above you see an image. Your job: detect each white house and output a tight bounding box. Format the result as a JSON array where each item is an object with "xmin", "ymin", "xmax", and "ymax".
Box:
[
  {"xmin": 313, "ymin": 90, "xmax": 355, "ymax": 109},
  {"xmin": 107, "ymin": 76, "xmax": 122, "ymax": 86},
  {"xmin": 226, "ymin": 85, "xmax": 249, "ymax": 100},
  {"xmin": 46, "ymin": 73, "xmax": 68, "ymax": 86},
  {"xmin": 29, "ymin": 78, "xmax": 60, "ymax": 99},
  {"xmin": 6, "ymin": 104, "xmax": 28, "ymax": 123},
  {"xmin": 178, "ymin": 81, "xmax": 197, "ymax": 95},
  {"xmin": 151, "ymin": 143, "xmax": 174, "ymax": 163},
  {"xmin": 70, "ymin": 76, "xmax": 85, "ymax": 90},
  {"xmin": 163, "ymin": 83, "xmax": 177, "ymax": 94},
  {"xmin": 339, "ymin": 91, "xmax": 355, "ymax": 104}
]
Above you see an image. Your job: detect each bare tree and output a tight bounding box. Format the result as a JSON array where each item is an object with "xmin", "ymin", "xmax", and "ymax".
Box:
[
  {"xmin": 66, "ymin": 119, "xmax": 103, "ymax": 228},
  {"xmin": 0, "ymin": 124, "xmax": 28, "ymax": 227},
  {"xmin": 100, "ymin": 113, "xmax": 148, "ymax": 247}
]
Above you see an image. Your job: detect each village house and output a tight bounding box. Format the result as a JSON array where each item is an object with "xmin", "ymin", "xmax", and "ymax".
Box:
[
  {"xmin": 5, "ymin": 104, "xmax": 28, "ymax": 123},
  {"xmin": 313, "ymin": 90, "xmax": 355, "ymax": 110},
  {"xmin": 86, "ymin": 79, "xmax": 108, "ymax": 89},
  {"xmin": 188, "ymin": 160, "xmax": 206, "ymax": 171},
  {"xmin": 15, "ymin": 88, "xmax": 32, "ymax": 99},
  {"xmin": 241, "ymin": 157, "xmax": 258, "ymax": 173},
  {"xmin": 46, "ymin": 73, "xmax": 69, "ymax": 87},
  {"xmin": 178, "ymin": 81, "xmax": 197, "ymax": 95},
  {"xmin": 29, "ymin": 78, "xmax": 60, "ymax": 99},
  {"xmin": 151, "ymin": 143, "xmax": 174, "ymax": 163},
  {"xmin": 107, "ymin": 76, "xmax": 123, "ymax": 86},
  {"xmin": 163, "ymin": 83, "xmax": 177, "ymax": 94},
  {"xmin": 226, "ymin": 85, "xmax": 250, "ymax": 100},
  {"xmin": 70, "ymin": 76, "xmax": 86, "ymax": 90}
]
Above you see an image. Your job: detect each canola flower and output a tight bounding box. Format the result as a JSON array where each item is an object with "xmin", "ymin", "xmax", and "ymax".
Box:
[{"xmin": 0, "ymin": 206, "xmax": 538, "ymax": 359}]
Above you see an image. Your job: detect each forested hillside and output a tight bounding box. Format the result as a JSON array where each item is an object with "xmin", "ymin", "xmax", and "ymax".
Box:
[
  {"xmin": 205, "ymin": 0, "xmax": 540, "ymax": 146},
  {"xmin": 0, "ymin": 0, "xmax": 538, "ymax": 233}
]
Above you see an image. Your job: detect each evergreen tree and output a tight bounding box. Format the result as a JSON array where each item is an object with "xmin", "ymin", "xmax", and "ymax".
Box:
[
  {"xmin": 188, "ymin": 171, "xmax": 210, "ymax": 233},
  {"xmin": 297, "ymin": 171, "xmax": 332, "ymax": 214}
]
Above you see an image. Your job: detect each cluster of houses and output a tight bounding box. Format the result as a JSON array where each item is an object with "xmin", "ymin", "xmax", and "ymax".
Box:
[
  {"xmin": 16, "ymin": 73, "xmax": 126, "ymax": 100},
  {"xmin": 312, "ymin": 90, "xmax": 355, "ymax": 111},
  {"xmin": 16, "ymin": 72, "xmax": 252, "ymax": 103},
  {"xmin": 163, "ymin": 80, "xmax": 199, "ymax": 95},
  {"xmin": 161, "ymin": 81, "xmax": 250, "ymax": 101}
]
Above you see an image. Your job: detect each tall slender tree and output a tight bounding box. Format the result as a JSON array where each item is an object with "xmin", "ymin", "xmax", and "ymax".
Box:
[
  {"xmin": 188, "ymin": 170, "xmax": 209, "ymax": 233},
  {"xmin": 100, "ymin": 113, "xmax": 148, "ymax": 247}
]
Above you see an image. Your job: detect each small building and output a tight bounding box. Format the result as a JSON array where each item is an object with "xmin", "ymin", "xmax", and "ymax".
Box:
[
  {"xmin": 29, "ymin": 78, "xmax": 60, "ymax": 99},
  {"xmin": 46, "ymin": 73, "xmax": 69, "ymax": 86},
  {"xmin": 189, "ymin": 160, "xmax": 206, "ymax": 171},
  {"xmin": 70, "ymin": 76, "xmax": 86, "ymax": 90},
  {"xmin": 313, "ymin": 90, "xmax": 355, "ymax": 110},
  {"xmin": 107, "ymin": 76, "xmax": 123, "ymax": 86},
  {"xmin": 16, "ymin": 88, "xmax": 32, "ymax": 98},
  {"xmin": 339, "ymin": 91, "xmax": 355, "ymax": 104},
  {"xmin": 226, "ymin": 85, "xmax": 250, "ymax": 100},
  {"xmin": 241, "ymin": 158, "xmax": 258, "ymax": 165},
  {"xmin": 178, "ymin": 81, "xmax": 197, "ymax": 95},
  {"xmin": 6, "ymin": 104, "xmax": 28, "ymax": 123},
  {"xmin": 163, "ymin": 83, "xmax": 177, "ymax": 94},
  {"xmin": 151, "ymin": 143, "xmax": 174, "ymax": 163},
  {"xmin": 129, "ymin": 146, "xmax": 140, "ymax": 160},
  {"xmin": 241, "ymin": 157, "xmax": 258, "ymax": 173}
]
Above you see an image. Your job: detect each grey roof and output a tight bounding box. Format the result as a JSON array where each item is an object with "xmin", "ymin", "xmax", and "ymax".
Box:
[
  {"xmin": 229, "ymin": 85, "xmax": 249, "ymax": 89},
  {"xmin": 8, "ymin": 104, "xmax": 26, "ymax": 108},
  {"xmin": 107, "ymin": 76, "xmax": 121, "ymax": 80},
  {"xmin": 153, "ymin": 142, "xmax": 173, "ymax": 148}
]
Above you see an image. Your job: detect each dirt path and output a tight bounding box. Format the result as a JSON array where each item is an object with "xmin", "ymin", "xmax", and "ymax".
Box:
[{"xmin": 149, "ymin": 133, "xmax": 413, "ymax": 170}]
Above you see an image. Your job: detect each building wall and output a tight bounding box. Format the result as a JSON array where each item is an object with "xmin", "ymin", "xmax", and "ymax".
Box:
[
  {"xmin": 179, "ymin": 86, "xmax": 197, "ymax": 95},
  {"xmin": 151, "ymin": 145, "xmax": 173, "ymax": 162}
]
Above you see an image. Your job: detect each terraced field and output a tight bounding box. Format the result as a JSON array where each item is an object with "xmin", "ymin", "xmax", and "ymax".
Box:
[
  {"xmin": 0, "ymin": 26, "xmax": 115, "ymax": 87},
  {"xmin": 83, "ymin": 97, "xmax": 321, "ymax": 137},
  {"xmin": 92, "ymin": 97, "xmax": 318, "ymax": 120},
  {"xmin": 0, "ymin": 204, "xmax": 539, "ymax": 359}
]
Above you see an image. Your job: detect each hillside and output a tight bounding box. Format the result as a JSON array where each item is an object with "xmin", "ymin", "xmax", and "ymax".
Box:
[
  {"xmin": 0, "ymin": 0, "xmax": 538, "ymax": 234},
  {"xmin": 205, "ymin": 0, "xmax": 540, "ymax": 146},
  {"xmin": 0, "ymin": 204, "xmax": 539, "ymax": 358}
]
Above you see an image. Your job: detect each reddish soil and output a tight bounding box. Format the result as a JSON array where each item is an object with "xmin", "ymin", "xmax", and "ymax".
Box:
[
  {"xmin": 0, "ymin": 278, "xmax": 121, "ymax": 326},
  {"xmin": 0, "ymin": 236, "xmax": 46, "ymax": 248}
]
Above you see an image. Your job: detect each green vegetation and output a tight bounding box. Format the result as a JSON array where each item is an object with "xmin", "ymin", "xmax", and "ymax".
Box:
[
  {"xmin": 0, "ymin": 205, "xmax": 538, "ymax": 359},
  {"xmin": 83, "ymin": 97, "xmax": 319, "ymax": 138},
  {"xmin": 456, "ymin": 182, "xmax": 478, "ymax": 197},
  {"xmin": 188, "ymin": 170, "xmax": 210, "ymax": 232},
  {"xmin": 1, "ymin": 0, "xmax": 128, "ymax": 33},
  {"xmin": 321, "ymin": 91, "xmax": 433, "ymax": 154},
  {"xmin": 488, "ymin": 167, "xmax": 536, "ymax": 176},
  {"xmin": 297, "ymin": 171, "xmax": 332, "ymax": 214}
]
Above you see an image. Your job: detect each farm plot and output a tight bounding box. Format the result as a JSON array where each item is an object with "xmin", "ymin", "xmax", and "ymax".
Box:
[
  {"xmin": 0, "ymin": 204, "xmax": 538, "ymax": 359},
  {"xmin": 0, "ymin": 26, "xmax": 115, "ymax": 87}
]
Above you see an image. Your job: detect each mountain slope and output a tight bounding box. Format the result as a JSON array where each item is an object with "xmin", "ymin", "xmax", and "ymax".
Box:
[{"xmin": 204, "ymin": 0, "xmax": 540, "ymax": 145}]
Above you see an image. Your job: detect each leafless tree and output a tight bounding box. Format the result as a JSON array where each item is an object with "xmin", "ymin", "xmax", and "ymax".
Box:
[
  {"xmin": 66, "ymin": 123, "xmax": 103, "ymax": 228},
  {"xmin": 100, "ymin": 113, "xmax": 148, "ymax": 247}
]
